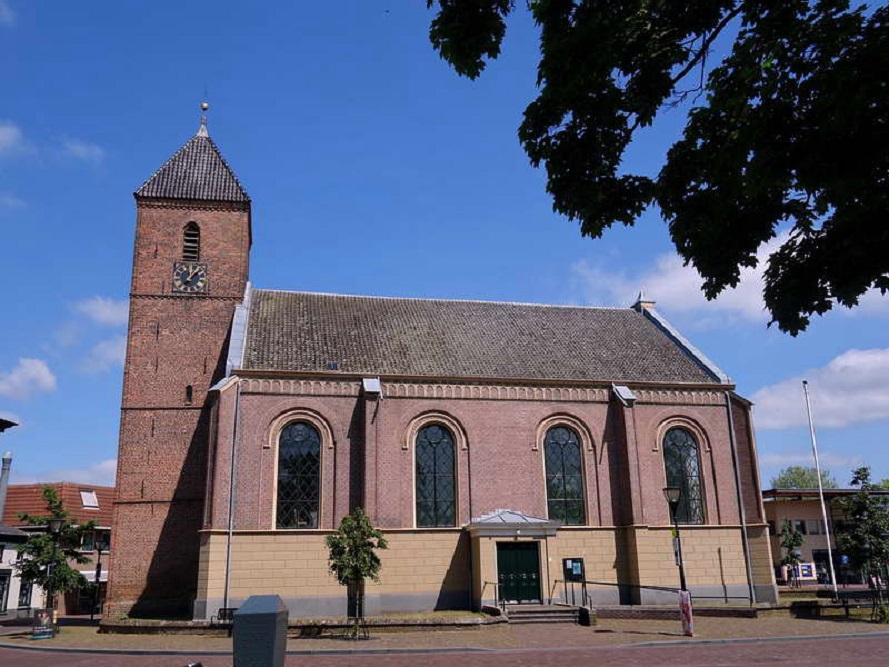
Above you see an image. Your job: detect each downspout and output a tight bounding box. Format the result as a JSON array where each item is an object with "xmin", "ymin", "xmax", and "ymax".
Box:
[
  {"xmin": 223, "ymin": 377, "xmax": 242, "ymax": 611},
  {"xmin": 725, "ymin": 391, "xmax": 756, "ymax": 605},
  {"xmin": 0, "ymin": 452, "xmax": 12, "ymax": 520}
]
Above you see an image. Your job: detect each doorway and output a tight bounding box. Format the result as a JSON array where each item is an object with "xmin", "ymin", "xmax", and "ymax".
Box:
[
  {"xmin": 0, "ymin": 571, "xmax": 10, "ymax": 613},
  {"xmin": 497, "ymin": 542, "xmax": 541, "ymax": 604}
]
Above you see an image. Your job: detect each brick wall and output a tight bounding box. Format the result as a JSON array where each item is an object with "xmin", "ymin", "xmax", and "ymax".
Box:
[{"xmin": 107, "ymin": 198, "xmax": 249, "ymax": 621}]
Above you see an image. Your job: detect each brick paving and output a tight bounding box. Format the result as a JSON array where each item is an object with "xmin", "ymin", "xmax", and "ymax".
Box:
[{"xmin": 2, "ymin": 615, "xmax": 889, "ymax": 666}]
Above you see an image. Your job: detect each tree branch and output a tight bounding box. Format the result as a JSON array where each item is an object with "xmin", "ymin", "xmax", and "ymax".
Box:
[{"xmin": 670, "ymin": 5, "xmax": 743, "ymax": 87}]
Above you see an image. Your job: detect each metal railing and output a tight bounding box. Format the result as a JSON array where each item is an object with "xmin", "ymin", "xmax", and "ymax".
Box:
[
  {"xmin": 481, "ymin": 580, "xmax": 503, "ymax": 611},
  {"xmin": 549, "ymin": 579, "xmax": 749, "ymax": 608}
]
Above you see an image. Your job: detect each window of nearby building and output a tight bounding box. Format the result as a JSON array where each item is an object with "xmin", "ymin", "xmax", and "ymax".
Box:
[
  {"xmin": 183, "ymin": 222, "xmax": 200, "ymax": 260},
  {"xmin": 81, "ymin": 531, "xmax": 96, "ymax": 552},
  {"xmin": 17, "ymin": 581, "xmax": 32, "ymax": 608},
  {"xmin": 663, "ymin": 427, "xmax": 705, "ymax": 524},
  {"xmin": 277, "ymin": 421, "xmax": 321, "ymax": 529},
  {"xmin": 792, "ymin": 519, "xmax": 808, "ymax": 535},
  {"xmin": 544, "ymin": 426, "xmax": 585, "ymax": 525},
  {"xmin": 80, "ymin": 489, "xmax": 99, "ymax": 509},
  {"xmin": 767, "ymin": 520, "xmax": 776, "ymax": 536},
  {"xmin": 806, "ymin": 519, "xmax": 826, "ymax": 535},
  {"xmin": 415, "ymin": 424, "xmax": 456, "ymax": 528}
]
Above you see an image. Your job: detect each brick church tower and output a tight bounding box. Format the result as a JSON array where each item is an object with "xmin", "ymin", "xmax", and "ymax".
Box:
[{"xmin": 106, "ymin": 111, "xmax": 251, "ymax": 619}]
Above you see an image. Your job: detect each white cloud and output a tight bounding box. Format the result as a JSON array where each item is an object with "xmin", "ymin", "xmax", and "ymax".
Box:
[
  {"xmin": 571, "ymin": 237, "xmax": 781, "ymax": 325},
  {"xmin": 14, "ymin": 459, "xmax": 117, "ymax": 486},
  {"xmin": 73, "ymin": 296, "xmax": 129, "ymax": 326},
  {"xmin": 62, "ymin": 138, "xmax": 105, "ymax": 163},
  {"xmin": 752, "ymin": 348, "xmax": 889, "ymax": 429},
  {"xmin": 0, "ymin": 121, "xmax": 24, "ymax": 153},
  {"xmin": 759, "ymin": 451, "xmax": 863, "ymax": 470},
  {"xmin": 571, "ymin": 233, "xmax": 887, "ymax": 326},
  {"xmin": 83, "ymin": 335, "xmax": 127, "ymax": 372},
  {"xmin": 0, "ymin": 1, "xmax": 14, "ymax": 27},
  {"xmin": 0, "ymin": 193, "xmax": 25, "ymax": 210},
  {"xmin": 0, "ymin": 358, "xmax": 57, "ymax": 400}
]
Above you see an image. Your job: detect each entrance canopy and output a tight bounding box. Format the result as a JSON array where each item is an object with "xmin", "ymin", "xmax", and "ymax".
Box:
[{"xmin": 465, "ymin": 509, "xmax": 560, "ymax": 538}]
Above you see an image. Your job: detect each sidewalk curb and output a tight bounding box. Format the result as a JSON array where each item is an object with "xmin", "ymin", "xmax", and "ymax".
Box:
[
  {"xmin": 631, "ymin": 630, "xmax": 889, "ymax": 648},
  {"xmin": 0, "ymin": 639, "xmax": 493, "ymax": 656},
  {"xmin": 2, "ymin": 630, "xmax": 889, "ymax": 657}
]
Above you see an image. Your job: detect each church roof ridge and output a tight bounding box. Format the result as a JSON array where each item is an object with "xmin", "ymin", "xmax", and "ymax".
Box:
[
  {"xmin": 253, "ymin": 287, "xmax": 634, "ymax": 312},
  {"xmin": 135, "ymin": 128, "xmax": 250, "ymax": 203}
]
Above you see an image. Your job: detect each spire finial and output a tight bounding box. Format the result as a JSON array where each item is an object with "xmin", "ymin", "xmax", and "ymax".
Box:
[{"xmin": 197, "ymin": 101, "xmax": 210, "ymax": 137}]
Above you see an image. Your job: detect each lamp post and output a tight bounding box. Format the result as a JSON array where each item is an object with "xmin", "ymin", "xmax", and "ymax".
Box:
[
  {"xmin": 47, "ymin": 516, "xmax": 65, "ymax": 635},
  {"xmin": 663, "ymin": 487, "xmax": 688, "ymax": 591},
  {"xmin": 90, "ymin": 537, "xmax": 107, "ymax": 622}
]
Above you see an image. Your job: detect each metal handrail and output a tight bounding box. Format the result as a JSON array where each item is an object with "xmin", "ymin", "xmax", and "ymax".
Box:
[{"xmin": 481, "ymin": 580, "xmax": 503, "ymax": 611}]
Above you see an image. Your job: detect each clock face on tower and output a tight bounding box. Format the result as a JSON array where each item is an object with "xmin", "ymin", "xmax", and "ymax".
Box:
[{"xmin": 172, "ymin": 261, "xmax": 208, "ymax": 294}]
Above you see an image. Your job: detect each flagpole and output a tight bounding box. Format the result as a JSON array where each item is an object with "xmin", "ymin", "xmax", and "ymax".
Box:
[{"xmin": 802, "ymin": 380, "xmax": 839, "ymax": 598}]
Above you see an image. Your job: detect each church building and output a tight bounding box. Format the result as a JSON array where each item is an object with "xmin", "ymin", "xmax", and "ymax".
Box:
[{"xmin": 105, "ymin": 115, "xmax": 778, "ymax": 621}]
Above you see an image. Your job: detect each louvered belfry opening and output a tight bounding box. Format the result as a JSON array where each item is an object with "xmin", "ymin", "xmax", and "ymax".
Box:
[{"xmin": 183, "ymin": 222, "xmax": 200, "ymax": 260}]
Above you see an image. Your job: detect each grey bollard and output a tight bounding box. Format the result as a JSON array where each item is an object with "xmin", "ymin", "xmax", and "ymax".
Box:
[{"xmin": 233, "ymin": 595, "xmax": 288, "ymax": 667}]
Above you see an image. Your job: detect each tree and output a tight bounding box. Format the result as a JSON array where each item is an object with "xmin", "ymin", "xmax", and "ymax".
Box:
[
  {"xmin": 770, "ymin": 466, "xmax": 837, "ymax": 489},
  {"xmin": 13, "ymin": 486, "xmax": 96, "ymax": 609},
  {"xmin": 836, "ymin": 467, "xmax": 889, "ymax": 604},
  {"xmin": 779, "ymin": 519, "xmax": 805, "ymax": 587},
  {"xmin": 426, "ymin": 1, "xmax": 889, "ymax": 334},
  {"xmin": 325, "ymin": 507, "xmax": 388, "ymax": 630}
]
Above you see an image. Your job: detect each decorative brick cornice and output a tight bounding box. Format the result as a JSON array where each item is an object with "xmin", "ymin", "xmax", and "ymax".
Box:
[
  {"xmin": 130, "ymin": 293, "xmax": 243, "ymax": 302},
  {"xmin": 136, "ymin": 198, "xmax": 249, "ymax": 213},
  {"xmin": 236, "ymin": 377, "xmax": 729, "ymax": 406},
  {"xmin": 633, "ymin": 388, "xmax": 726, "ymax": 406}
]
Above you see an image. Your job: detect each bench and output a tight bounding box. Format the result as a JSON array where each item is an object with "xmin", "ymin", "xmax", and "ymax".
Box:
[
  {"xmin": 211, "ymin": 607, "xmax": 238, "ymax": 636},
  {"xmin": 835, "ymin": 590, "xmax": 880, "ymax": 618}
]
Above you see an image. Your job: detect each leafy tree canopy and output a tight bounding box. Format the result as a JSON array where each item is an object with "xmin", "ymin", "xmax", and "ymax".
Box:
[
  {"xmin": 770, "ymin": 465, "xmax": 837, "ymax": 489},
  {"xmin": 325, "ymin": 507, "xmax": 388, "ymax": 587},
  {"xmin": 836, "ymin": 467, "xmax": 889, "ymax": 579},
  {"xmin": 426, "ymin": 1, "xmax": 889, "ymax": 334},
  {"xmin": 13, "ymin": 486, "xmax": 95, "ymax": 596}
]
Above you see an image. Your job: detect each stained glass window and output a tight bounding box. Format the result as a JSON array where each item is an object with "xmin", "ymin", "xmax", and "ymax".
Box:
[
  {"xmin": 544, "ymin": 426, "xmax": 585, "ymax": 525},
  {"xmin": 277, "ymin": 421, "xmax": 321, "ymax": 529},
  {"xmin": 416, "ymin": 424, "xmax": 456, "ymax": 528},
  {"xmin": 663, "ymin": 427, "xmax": 705, "ymax": 524}
]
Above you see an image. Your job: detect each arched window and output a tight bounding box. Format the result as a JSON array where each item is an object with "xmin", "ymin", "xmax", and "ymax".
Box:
[
  {"xmin": 544, "ymin": 426, "xmax": 585, "ymax": 525},
  {"xmin": 663, "ymin": 427, "xmax": 704, "ymax": 524},
  {"xmin": 182, "ymin": 222, "xmax": 200, "ymax": 261},
  {"xmin": 277, "ymin": 421, "xmax": 321, "ymax": 529},
  {"xmin": 415, "ymin": 424, "xmax": 456, "ymax": 528}
]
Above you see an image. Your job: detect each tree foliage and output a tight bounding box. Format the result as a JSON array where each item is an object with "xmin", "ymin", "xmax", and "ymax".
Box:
[
  {"xmin": 770, "ymin": 465, "xmax": 837, "ymax": 489},
  {"xmin": 426, "ymin": 1, "xmax": 889, "ymax": 334},
  {"xmin": 13, "ymin": 486, "xmax": 95, "ymax": 598},
  {"xmin": 836, "ymin": 467, "xmax": 889, "ymax": 583},
  {"xmin": 325, "ymin": 507, "xmax": 388, "ymax": 587},
  {"xmin": 779, "ymin": 518, "xmax": 805, "ymax": 585}
]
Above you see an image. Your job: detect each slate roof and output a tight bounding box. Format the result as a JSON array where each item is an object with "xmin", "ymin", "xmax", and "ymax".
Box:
[
  {"xmin": 240, "ymin": 290, "xmax": 722, "ymax": 384},
  {"xmin": 135, "ymin": 127, "xmax": 250, "ymax": 203}
]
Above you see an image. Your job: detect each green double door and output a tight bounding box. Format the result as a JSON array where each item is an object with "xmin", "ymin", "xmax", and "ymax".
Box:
[{"xmin": 497, "ymin": 542, "xmax": 541, "ymax": 604}]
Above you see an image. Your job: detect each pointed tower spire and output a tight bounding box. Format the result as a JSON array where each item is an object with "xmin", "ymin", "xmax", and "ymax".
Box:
[
  {"xmin": 134, "ymin": 102, "xmax": 249, "ymax": 203},
  {"xmin": 197, "ymin": 101, "xmax": 210, "ymax": 137}
]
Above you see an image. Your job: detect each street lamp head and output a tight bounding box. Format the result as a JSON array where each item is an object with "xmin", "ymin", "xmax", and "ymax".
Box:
[
  {"xmin": 47, "ymin": 517, "xmax": 65, "ymax": 534},
  {"xmin": 663, "ymin": 486, "xmax": 681, "ymax": 506},
  {"xmin": 95, "ymin": 539, "xmax": 108, "ymax": 553}
]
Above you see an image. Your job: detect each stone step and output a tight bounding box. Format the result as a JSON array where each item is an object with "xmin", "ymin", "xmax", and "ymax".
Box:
[{"xmin": 505, "ymin": 604, "xmax": 580, "ymax": 625}]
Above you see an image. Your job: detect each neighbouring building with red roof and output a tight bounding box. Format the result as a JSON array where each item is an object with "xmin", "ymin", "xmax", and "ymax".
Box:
[{"xmin": 1, "ymin": 481, "xmax": 114, "ymax": 618}]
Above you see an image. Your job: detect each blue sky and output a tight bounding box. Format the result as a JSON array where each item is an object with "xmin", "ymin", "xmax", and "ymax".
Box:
[{"xmin": 1, "ymin": 2, "xmax": 887, "ymax": 490}]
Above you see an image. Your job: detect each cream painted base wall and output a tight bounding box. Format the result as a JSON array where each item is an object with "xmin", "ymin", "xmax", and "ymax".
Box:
[{"xmin": 194, "ymin": 525, "xmax": 776, "ymax": 619}]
